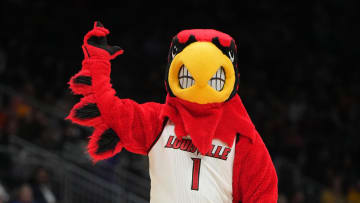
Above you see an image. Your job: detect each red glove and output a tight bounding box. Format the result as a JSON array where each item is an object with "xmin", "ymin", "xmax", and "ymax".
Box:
[{"xmin": 82, "ymin": 21, "xmax": 124, "ymax": 60}]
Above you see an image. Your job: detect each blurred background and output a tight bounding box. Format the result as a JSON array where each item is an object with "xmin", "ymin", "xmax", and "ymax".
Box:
[{"xmin": 0, "ymin": 0, "xmax": 359, "ymax": 203}]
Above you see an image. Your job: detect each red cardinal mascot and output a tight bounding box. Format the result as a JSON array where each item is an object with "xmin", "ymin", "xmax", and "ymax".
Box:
[{"xmin": 67, "ymin": 21, "xmax": 278, "ymax": 203}]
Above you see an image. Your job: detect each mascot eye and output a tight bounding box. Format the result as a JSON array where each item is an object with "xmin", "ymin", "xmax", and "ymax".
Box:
[
  {"xmin": 208, "ymin": 67, "xmax": 225, "ymax": 91},
  {"xmin": 178, "ymin": 65, "xmax": 195, "ymax": 89},
  {"xmin": 228, "ymin": 50, "xmax": 235, "ymax": 62},
  {"xmin": 172, "ymin": 46, "xmax": 178, "ymax": 59}
]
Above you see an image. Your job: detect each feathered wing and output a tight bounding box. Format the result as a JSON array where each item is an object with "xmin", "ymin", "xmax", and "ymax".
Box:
[{"xmin": 67, "ymin": 22, "xmax": 164, "ymax": 162}]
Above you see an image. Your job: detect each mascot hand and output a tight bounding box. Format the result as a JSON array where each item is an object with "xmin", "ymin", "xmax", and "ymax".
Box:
[{"xmin": 82, "ymin": 21, "xmax": 124, "ymax": 60}]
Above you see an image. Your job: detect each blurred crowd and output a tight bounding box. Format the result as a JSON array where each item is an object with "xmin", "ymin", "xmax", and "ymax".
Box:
[
  {"xmin": 1, "ymin": 0, "xmax": 359, "ymax": 202},
  {"xmin": 0, "ymin": 167, "xmax": 57, "ymax": 203}
]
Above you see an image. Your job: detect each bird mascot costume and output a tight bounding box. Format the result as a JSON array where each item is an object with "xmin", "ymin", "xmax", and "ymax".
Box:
[{"xmin": 67, "ymin": 21, "xmax": 278, "ymax": 203}]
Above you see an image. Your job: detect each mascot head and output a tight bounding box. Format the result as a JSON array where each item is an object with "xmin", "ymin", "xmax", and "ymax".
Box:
[
  {"xmin": 165, "ymin": 29, "xmax": 239, "ymax": 104},
  {"xmin": 161, "ymin": 29, "xmax": 255, "ymax": 155}
]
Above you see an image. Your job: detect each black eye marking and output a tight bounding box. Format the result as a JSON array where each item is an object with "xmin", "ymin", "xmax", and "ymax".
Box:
[
  {"xmin": 211, "ymin": 37, "xmax": 237, "ymax": 65},
  {"xmin": 172, "ymin": 45, "xmax": 178, "ymax": 59},
  {"xmin": 228, "ymin": 50, "xmax": 235, "ymax": 62},
  {"xmin": 168, "ymin": 35, "xmax": 197, "ymax": 62}
]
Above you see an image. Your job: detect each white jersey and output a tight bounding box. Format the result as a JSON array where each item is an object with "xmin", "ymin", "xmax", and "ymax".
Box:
[{"xmin": 148, "ymin": 120, "xmax": 236, "ymax": 203}]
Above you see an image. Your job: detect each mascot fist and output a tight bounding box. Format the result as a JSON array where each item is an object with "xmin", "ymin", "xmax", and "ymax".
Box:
[{"xmin": 82, "ymin": 21, "xmax": 124, "ymax": 60}]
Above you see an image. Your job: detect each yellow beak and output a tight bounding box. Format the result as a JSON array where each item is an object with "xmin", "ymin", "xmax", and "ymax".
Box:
[{"xmin": 168, "ymin": 41, "xmax": 236, "ymax": 104}]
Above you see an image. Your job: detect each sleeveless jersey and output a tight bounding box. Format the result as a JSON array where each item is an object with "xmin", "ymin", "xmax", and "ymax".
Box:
[{"xmin": 148, "ymin": 120, "xmax": 236, "ymax": 203}]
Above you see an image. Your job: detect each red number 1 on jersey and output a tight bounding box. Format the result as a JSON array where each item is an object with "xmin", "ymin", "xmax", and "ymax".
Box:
[{"xmin": 191, "ymin": 158, "xmax": 201, "ymax": 190}]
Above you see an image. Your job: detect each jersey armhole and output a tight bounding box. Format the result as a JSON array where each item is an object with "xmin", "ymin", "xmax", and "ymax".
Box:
[{"xmin": 147, "ymin": 117, "xmax": 169, "ymax": 155}]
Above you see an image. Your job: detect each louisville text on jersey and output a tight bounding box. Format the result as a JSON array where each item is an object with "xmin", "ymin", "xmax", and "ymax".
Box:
[{"xmin": 164, "ymin": 135, "xmax": 231, "ymax": 160}]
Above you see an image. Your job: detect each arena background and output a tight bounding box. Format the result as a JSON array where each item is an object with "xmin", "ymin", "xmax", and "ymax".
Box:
[{"xmin": 0, "ymin": 0, "xmax": 359, "ymax": 203}]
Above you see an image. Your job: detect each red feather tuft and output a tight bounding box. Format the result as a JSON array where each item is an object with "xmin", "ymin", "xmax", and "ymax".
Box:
[
  {"xmin": 87, "ymin": 124, "xmax": 123, "ymax": 163},
  {"xmin": 66, "ymin": 95, "xmax": 103, "ymax": 127},
  {"xmin": 176, "ymin": 29, "xmax": 234, "ymax": 47},
  {"xmin": 68, "ymin": 69, "xmax": 93, "ymax": 96}
]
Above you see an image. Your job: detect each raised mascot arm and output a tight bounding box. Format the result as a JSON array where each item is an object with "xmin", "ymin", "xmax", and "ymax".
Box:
[{"xmin": 67, "ymin": 22, "xmax": 164, "ymax": 162}]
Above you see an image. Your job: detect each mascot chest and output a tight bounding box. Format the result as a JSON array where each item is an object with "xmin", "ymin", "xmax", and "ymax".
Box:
[{"xmin": 148, "ymin": 121, "xmax": 236, "ymax": 203}]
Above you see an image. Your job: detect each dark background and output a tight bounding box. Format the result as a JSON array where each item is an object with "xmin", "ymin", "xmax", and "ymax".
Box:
[{"xmin": 0, "ymin": 0, "xmax": 359, "ymax": 203}]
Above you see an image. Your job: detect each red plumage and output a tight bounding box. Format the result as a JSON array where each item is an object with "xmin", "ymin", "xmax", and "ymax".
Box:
[
  {"xmin": 87, "ymin": 124, "xmax": 123, "ymax": 163},
  {"xmin": 66, "ymin": 22, "xmax": 278, "ymax": 203},
  {"xmin": 160, "ymin": 94, "xmax": 255, "ymax": 155},
  {"xmin": 176, "ymin": 29, "xmax": 234, "ymax": 47},
  {"xmin": 66, "ymin": 95, "xmax": 103, "ymax": 127},
  {"xmin": 68, "ymin": 69, "xmax": 92, "ymax": 95}
]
